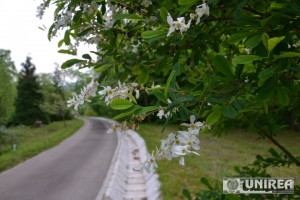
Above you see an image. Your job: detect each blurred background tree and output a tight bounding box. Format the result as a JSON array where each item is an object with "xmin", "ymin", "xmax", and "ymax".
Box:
[
  {"xmin": 13, "ymin": 56, "xmax": 46, "ymax": 125},
  {"xmin": 0, "ymin": 49, "xmax": 17, "ymax": 126}
]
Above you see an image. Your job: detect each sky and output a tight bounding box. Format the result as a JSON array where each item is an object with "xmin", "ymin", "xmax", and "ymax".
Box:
[{"xmin": 0, "ymin": 0, "xmax": 95, "ymax": 74}]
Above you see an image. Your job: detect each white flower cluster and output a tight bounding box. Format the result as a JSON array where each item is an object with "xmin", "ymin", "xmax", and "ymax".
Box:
[
  {"xmin": 36, "ymin": 0, "xmax": 48, "ymax": 19},
  {"xmin": 138, "ymin": 115, "xmax": 206, "ymax": 172},
  {"xmin": 156, "ymin": 99, "xmax": 178, "ymax": 119},
  {"xmin": 131, "ymin": 40, "xmax": 141, "ymax": 53},
  {"xmin": 83, "ymin": 1, "xmax": 99, "ymax": 16},
  {"xmin": 55, "ymin": 11, "xmax": 73, "ymax": 30},
  {"xmin": 99, "ymin": 81, "xmax": 140, "ymax": 106},
  {"xmin": 67, "ymin": 77, "xmax": 99, "ymax": 110},
  {"xmin": 167, "ymin": 1, "xmax": 209, "ymax": 37}
]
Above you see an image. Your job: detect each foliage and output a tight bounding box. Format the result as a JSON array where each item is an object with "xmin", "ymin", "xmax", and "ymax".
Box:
[
  {"xmin": 13, "ymin": 56, "xmax": 46, "ymax": 125},
  {"xmin": 139, "ymin": 124, "xmax": 300, "ymax": 200},
  {"xmin": 38, "ymin": 67, "xmax": 73, "ymax": 122},
  {"xmin": 0, "ymin": 49, "xmax": 17, "ymax": 125},
  {"xmin": 0, "ymin": 126, "xmax": 17, "ymax": 155},
  {"xmin": 39, "ymin": 0, "xmax": 300, "ymax": 198}
]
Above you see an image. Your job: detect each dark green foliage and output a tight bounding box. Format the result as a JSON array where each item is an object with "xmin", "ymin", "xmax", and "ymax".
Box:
[
  {"xmin": 13, "ymin": 57, "xmax": 46, "ymax": 125},
  {"xmin": 0, "ymin": 126, "xmax": 17, "ymax": 155},
  {"xmin": 0, "ymin": 50, "xmax": 17, "ymax": 125}
]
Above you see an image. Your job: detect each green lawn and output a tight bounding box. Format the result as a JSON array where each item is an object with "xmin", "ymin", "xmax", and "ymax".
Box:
[
  {"xmin": 0, "ymin": 119, "xmax": 84, "ymax": 172},
  {"xmin": 138, "ymin": 124, "xmax": 300, "ymax": 200}
]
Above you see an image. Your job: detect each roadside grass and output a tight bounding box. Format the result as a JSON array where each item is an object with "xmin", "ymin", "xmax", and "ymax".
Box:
[
  {"xmin": 138, "ymin": 124, "xmax": 300, "ymax": 200},
  {"xmin": 0, "ymin": 119, "xmax": 84, "ymax": 172}
]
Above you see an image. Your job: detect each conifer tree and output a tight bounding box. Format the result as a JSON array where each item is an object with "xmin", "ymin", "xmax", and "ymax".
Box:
[{"xmin": 13, "ymin": 56, "xmax": 45, "ymax": 125}]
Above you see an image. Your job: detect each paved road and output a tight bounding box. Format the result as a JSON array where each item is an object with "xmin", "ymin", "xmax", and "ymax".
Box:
[{"xmin": 0, "ymin": 118, "xmax": 118, "ymax": 200}]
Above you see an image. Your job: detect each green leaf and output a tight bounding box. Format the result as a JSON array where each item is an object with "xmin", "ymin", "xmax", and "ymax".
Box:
[
  {"xmin": 152, "ymin": 89, "xmax": 168, "ymax": 104},
  {"xmin": 232, "ymin": 55, "xmax": 262, "ymax": 65},
  {"xmin": 182, "ymin": 189, "xmax": 192, "ymax": 200},
  {"xmin": 110, "ymin": 98, "xmax": 134, "ymax": 110},
  {"xmin": 228, "ymin": 32, "xmax": 250, "ymax": 44},
  {"xmin": 134, "ymin": 106, "xmax": 160, "ymax": 115},
  {"xmin": 47, "ymin": 24, "xmax": 55, "ymax": 41},
  {"xmin": 96, "ymin": 12, "xmax": 103, "ymax": 24},
  {"xmin": 234, "ymin": 16, "xmax": 260, "ymax": 26},
  {"xmin": 258, "ymin": 69, "xmax": 274, "ymax": 87},
  {"xmin": 58, "ymin": 49, "xmax": 77, "ymax": 55},
  {"xmin": 113, "ymin": 106, "xmax": 141, "ymax": 120},
  {"xmin": 276, "ymin": 87, "xmax": 289, "ymax": 106},
  {"xmin": 78, "ymin": 27, "xmax": 93, "ymax": 37},
  {"xmin": 222, "ymin": 106, "xmax": 238, "ymax": 119},
  {"xmin": 113, "ymin": 14, "xmax": 143, "ymax": 20},
  {"xmin": 73, "ymin": 11, "xmax": 82, "ymax": 23},
  {"xmin": 268, "ymin": 36, "xmax": 285, "ymax": 53},
  {"xmin": 261, "ymin": 32, "xmax": 269, "ymax": 50},
  {"xmin": 142, "ymin": 29, "xmax": 167, "ymax": 40},
  {"xmin": 206, "ymin": 107, "xmax": 222, "ymax": 126},
  {"xmin": 58, "ymin": 39, "xmax": 64, "ymax": 48},
  {"xmin": 212, "ymin": 55, "xmax": 234, "ymax": 79},
  {"xmin": 166, "ymin": 96, "xmax": 194, "ymax": 112},
  {"xmin": 268, "ymin": 148, "xmax": 280, "ymax": 158},
  {"xmin": 257, "ymin": 77, "xmax": 276, "ymax": 101},
  {"xmin": 245, "ymin": 34, "xmax": 262, "ymax": 49},
  {"xmin": 82, "ymin": 54, "xmax": 92, "ymax": 60},
  {"xmin": 164, "ymin": 70, "xmax": 176, "ymax": 97},
  {"xmin": 136, "ymin": 70, "xmax": 149, "ymax": 84},
  {"xmin": 61, "ymin": 59, "xmax": 83, "ymax": 69},
  {"xmin": 201, "ymin": 177, "xmax": 213, "ymax": 190},
  {"xmin": 126, "ymin": 93, "xmax": 137, "ymax": 104},
  {"xmin": 64, "ymin": 30, "xmax": 71, "ymax": 45},
  {"xmin": 277, "ymin": 52, "xmax": 300, "ymax": 59},
  {"xmin": 178, "ymin": 0, "xmax": 198, "ymax": 5},
  {"xmin": 160, "ymin": 7, "xmax": 168, "ymax": 24}
]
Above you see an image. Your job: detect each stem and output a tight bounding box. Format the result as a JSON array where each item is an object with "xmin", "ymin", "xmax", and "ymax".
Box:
[
  {"xmin": 243, "ymin": 6, "xmax": 266, "ymax": 17},
  {"xmin": 264, "ymin": 133, "xmax": 300, "ymax": 167}
]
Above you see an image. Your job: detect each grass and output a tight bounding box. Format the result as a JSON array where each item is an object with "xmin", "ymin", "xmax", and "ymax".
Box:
[
  {"xmin": 0, "ymin": 119, "xmax": 84, "ymax": 172},
  {"xmin": 138, "ymin": 124, "xmax": 300, "ymax": 200}
]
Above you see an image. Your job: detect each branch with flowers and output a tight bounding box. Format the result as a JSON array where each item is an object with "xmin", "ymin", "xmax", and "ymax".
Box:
[{"xmin": 38, "ymin": 0, "xmax": 300, "ymax": 177}]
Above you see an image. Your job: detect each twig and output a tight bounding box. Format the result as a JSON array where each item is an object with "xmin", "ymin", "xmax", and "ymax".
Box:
[{"xmin": 264, "ymin": 133, "xmax": 300, "ymax": 167}]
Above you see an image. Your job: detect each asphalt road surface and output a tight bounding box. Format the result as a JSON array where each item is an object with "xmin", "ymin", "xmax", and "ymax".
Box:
[{"xmin": 0, "ymin": 117, "xmax": 118, "ymax": 200}]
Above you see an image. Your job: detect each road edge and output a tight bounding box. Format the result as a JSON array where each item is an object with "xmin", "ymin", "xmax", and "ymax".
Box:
[{"xmin": 94, "ymin": 117, "xmax": 162, "ymax": 200}]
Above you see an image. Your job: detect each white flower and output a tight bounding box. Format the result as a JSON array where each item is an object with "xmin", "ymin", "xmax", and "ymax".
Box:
[
  {"xmin": 181, "ymin": 115, "xmax": 204, "ymax": 131},
  {"xmin": 131, "ymin": 41, "xmax": 140, "ymax": 53},
  {"xmin": 195, "ymin": 2, "xmax": 210, "ymax": 24},
  {"xmin": 167, "ymin": 13, "xmax": 191, "ymax": 37},
  {"xmin": 160, "ymin": 133, "xmax": 176, "ymax": 160},
  {"xmin": 178, "ymin": 131, "xmax": 200, "ymax": 151},
  {"xmin": 245, "ymin": 76, "xmax": 249, "ymax": 83},
  {"xmin": 172, "ymin": 145, "xmax": 199, "ymax": 158},
  {"xmin": 135, "ymin": 90, "xmax": 140, "ymax": 99},
  {"xmin": 244, "ymin": 48, "xmax": 251, "ymax": 55},
  {"xmin": 131, "ymin": 82, "xmax": 138, "ymax": 87},
  {"xmin": 157, "ymin": 109, "xmax": 171, "ymax": 119},
  {"xmin": 137, "ymin": 151, "xmax": 158, "ymax": 172},
  {"xmin": 179, "ymin": 156, "xmax": 185, "ymax": 165},
  {"xmin": 157, "ymin": 109, "xmax": 165, "ymax": 119}
]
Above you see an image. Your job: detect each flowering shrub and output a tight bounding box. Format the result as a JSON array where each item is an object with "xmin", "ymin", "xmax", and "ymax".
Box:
[{"xmin": 38, "ymin": 0, "xmax": 300, "ymax": 176}]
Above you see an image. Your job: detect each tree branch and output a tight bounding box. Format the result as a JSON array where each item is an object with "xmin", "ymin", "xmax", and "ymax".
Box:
[{"xmin": 264, "ymin": 133, "xmax": 300, "ymax": 167}]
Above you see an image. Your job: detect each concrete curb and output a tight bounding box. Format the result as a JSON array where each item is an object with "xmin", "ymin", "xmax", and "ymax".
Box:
[{"xmin": 95, "ymin": 118, "xmax": 161, "ymax": 200}]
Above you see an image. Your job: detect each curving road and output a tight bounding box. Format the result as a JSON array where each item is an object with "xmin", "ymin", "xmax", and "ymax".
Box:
[{"xmin": 0, "ymin": 117, "xmax": 118, "ymax": 200}]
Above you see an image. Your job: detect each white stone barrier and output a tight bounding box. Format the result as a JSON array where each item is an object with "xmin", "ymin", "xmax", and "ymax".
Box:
[{"xmin": 95, "ymin": 117, "xmax": 161, "ymax": 200}]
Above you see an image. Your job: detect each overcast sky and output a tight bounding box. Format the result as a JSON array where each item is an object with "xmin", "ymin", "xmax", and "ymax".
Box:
[{"xmin": 0, "ymin": 0, "xmax": 94, "ymax": 74}]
